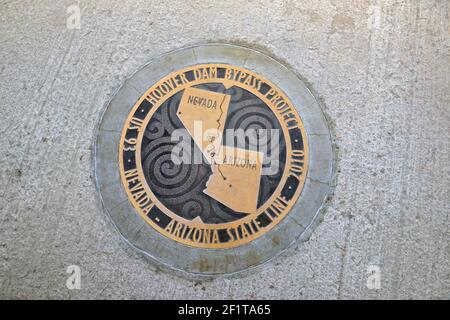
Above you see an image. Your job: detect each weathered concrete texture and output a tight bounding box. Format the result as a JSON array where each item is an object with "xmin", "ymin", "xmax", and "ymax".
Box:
[{"xmin": 0, "ymin": 0, "xmax": 448, "ymax": 299}]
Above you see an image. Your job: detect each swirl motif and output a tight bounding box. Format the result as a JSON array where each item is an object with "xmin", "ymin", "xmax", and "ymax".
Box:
[{"xmin": 141, "ymin": 85, "xmax": 286, "ymax": 223}]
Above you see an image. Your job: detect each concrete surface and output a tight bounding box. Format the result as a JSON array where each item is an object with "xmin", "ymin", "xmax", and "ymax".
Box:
[{"xmin": 0, "ymin": 0, "xmax": 448, "ymax": 299}]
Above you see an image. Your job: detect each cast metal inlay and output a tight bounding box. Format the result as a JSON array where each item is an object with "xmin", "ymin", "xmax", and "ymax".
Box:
[{"xmin": 119, "ymin": 64, "xmax": 308, "ymax": 248}]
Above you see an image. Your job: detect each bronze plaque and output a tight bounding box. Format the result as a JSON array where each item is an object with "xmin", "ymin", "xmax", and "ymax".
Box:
[{"xmin": 119, "ymin": 64, "xmax": 308, "ymax": 249}]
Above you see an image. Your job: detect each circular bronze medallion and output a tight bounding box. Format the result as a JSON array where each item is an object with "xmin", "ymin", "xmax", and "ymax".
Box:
[
  {"xmin": 119, "ymin": 64, "xmax": 308, "ymax": 248},
  {"xmin": 95, "ymin": 44, "xmax": 333, "ymax": 276}
]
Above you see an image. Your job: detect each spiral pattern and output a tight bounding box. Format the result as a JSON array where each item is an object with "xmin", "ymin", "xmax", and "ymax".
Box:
[{"xmin": 141, "ymin": 84, "xmax": 286, "ymax": 223}]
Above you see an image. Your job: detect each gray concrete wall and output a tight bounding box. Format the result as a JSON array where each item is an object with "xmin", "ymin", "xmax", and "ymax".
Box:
[{"xmin": 0, "ymin": 0, "xmax": 448, "ymax": 299}]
